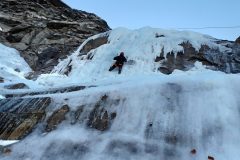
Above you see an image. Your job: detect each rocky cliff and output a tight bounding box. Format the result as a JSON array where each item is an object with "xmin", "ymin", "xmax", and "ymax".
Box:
[{"xmin": 0, "ymin": 0, "xmax": 110, "ymax": 73}]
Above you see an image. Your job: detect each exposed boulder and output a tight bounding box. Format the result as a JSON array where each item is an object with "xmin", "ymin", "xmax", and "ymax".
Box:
[
  {"xmin": 88, "ymin": 108, "xmax": 110, "ymax": 131},
  {"xmin": 0, "ymin": 0, "xmax": 110, "ymax": 73},
  {"xmin": 59, "ymin": 34, "xmax": 109, "ymax": 75},
  {"xmin": 45, "ymin": 105, "xmax": 70, "ymax": 132},
  {"xmin": 4, "ymin": 83, "xmax": 29, "ymax": 89},
  {"xmin": 156, "ymin": 42, "xmax": 214, "ymax": 74},
  {"xmin": 0, "ymin": 90, "xmax": 120, "ymax": 140},
  {"xmin": 7, "ymin": 115, "xmax": 41, "ymax": 140},
  {"xmin": 0, "ymin": 97, "xmax": 51, "ymax": 140},
  {"xmin": 80, "ymin": 35, "xmax": 109, "ymax": 54},
  {"xmin": 87, "ymin": 95, "xmax": 118, "ymax": 131},
  {"xmin": 156, "ymin": 42, "xmax": 240, "ymax": 74}
]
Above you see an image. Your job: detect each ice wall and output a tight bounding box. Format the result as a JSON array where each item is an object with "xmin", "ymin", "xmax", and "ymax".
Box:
[
  {"xmin": 50, "ymin": 27, "xmax": 230, "ymax": 86},
  {"xmin": 2, "ymin": 69, "xmax": 240, "ymax": 160}
]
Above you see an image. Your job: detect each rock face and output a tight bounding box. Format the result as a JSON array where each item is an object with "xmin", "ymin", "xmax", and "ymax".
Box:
[
  {"xmin": 236, "ymin": 36, "xmax": 240, "ymax": 44},
  {"xmin": 0, "ymin": 97, "xmax": 51, "ymax": 140},
  {"xmin": 87, "ymin": 95, "xmax": 118, "ymax": 131},
  {"xmin": 0, "ymin": 89, "xmax": 119, "ymax": 140},
  {"xmin": 4, "ymin": 83, "xmax": 29, "ymax": 89},
  {"xmin": 0, "ymin": 0, "xmax": 110, "ymax": 73},
  {"xmin": 80, "ymin": 35, "xmax": 109, "ymax": 55},
  {"xmin": 156, "ymin": 41, "xmax": 240, "ymax": 74},
  {"xmin": 45, "ymin": 105, "xmax": 70, "ymax": 132}
]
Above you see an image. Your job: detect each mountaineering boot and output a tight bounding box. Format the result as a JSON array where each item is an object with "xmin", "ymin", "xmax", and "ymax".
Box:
[
  {"xmin": 109, "ymin": 65, "xmax": 115, "ymax": 71},
  {"xmin": 118, "ymin": 66, "xmax": 122, "ymax": 74},
  {"xmin": 208, "ymin": 156, "xmax": 214, "ymax": 160}
]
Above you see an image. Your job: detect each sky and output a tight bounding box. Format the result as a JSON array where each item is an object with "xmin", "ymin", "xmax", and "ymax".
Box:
[{"xmin": 62, "ymin": 0, "xmax": 240, "ymax": 41}]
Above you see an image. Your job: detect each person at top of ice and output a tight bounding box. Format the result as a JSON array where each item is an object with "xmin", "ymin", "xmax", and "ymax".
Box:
[{"xmin": 109, "ymin": 52, "xmax": 127, "ymax": 74}]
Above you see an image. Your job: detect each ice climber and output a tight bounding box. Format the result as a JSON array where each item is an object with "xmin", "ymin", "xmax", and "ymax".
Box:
[{"xmin": 109, "ymin": 52, "xmax": 127, "ymax": 74}]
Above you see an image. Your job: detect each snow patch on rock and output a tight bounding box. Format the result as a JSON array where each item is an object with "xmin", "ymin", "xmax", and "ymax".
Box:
[{"xmin": 0, "ymin": 43, "xmax": 32, "ymax": 78}]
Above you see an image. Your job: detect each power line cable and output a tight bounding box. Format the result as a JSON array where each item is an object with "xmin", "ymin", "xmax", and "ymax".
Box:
[{"xmin": 177, "ymin": 25, "xmax": 240, "ymax": 30}]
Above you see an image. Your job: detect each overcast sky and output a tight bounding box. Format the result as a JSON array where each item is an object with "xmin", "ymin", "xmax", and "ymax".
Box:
[{"xmin": 62, "ymin": 0, "xmax": 240, "ymax": 41}]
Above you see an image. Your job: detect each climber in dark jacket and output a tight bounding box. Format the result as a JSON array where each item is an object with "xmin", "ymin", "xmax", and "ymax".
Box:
[{"xmin": 109, "ymin": 52, "xmax": 127, "ymax": 74}]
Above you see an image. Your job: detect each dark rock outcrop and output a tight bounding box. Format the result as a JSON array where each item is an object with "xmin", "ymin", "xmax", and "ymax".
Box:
[
  {"xmin": 80, "ymin": 35, "xmax": 109, "ymax": 55},
  {"xmin": 236, "ymin": 36, "xmax": 240, "ymax": 44},
  {"xmin": 0, "ymin": 97, "xmax": 51, "ymax": 140},
  {"xmin": 43, "ymin": 95, "xmax": 119, "ymax": 132},
  {"xmin": 0, "ymin": 92, "xmax": 120, "ymax": 140},
  {"xmin": 45, "ymin": 105, "xmax": 70, "ymax": 132},
  {"xmin": 88, "ymin": 107, "xmax": 110, "ymax": 131},
  {"xmin": 4, "ymin": 83, "xmax": 29, "ymax": 89},
  {"xmin": 60, "ymin": 34, "xmax": 109, "ymax": 75},
  {"xmin": 0, "ymin": 0, "xmax": 110, "ymax": 73},
  {"xmin": 156, "ymin": 41, "xmax": 240, "ymax": 74},
  {"xmin": 87, "ymin": 95, "xmax": 118, "ymax": 131},
  {"xmin": 60, "ymin": 32, "xmax": 109, "ymax": 76}
]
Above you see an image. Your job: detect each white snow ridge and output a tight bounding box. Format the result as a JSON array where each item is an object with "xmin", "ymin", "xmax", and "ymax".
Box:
[{"xmin": 47, "ymin": 27, "xmax": 229, "ymax": 86}]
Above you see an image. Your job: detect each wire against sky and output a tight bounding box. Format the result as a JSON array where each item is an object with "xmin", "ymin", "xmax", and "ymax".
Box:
[
  {"xmin": 62, "ymin": 0, "xmax": 240, "ymax": 40},
  {"xmin": 177, "ymin": 25, "xmax": 240, "ymax": 30}
]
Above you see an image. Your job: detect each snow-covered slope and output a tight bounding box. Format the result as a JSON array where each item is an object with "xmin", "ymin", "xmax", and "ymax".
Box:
[
  {"xmin": 3, "ymin": 67, "xmax": 240, "ymax": 160},
  {"xmin": 0, "ymin": 43, "xmax": 32, "ymax": 98},
  {"xmin": 38, "ymin": 27, "xmax": 231, "ymax": 86},
  {"xmin": 0, "ymin": 43, "xmax": 31, "ymax": 79}
]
